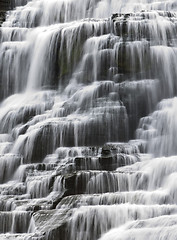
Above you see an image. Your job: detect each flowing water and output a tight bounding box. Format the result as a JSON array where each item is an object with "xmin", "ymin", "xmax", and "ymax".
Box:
[{"xmin": 0, "ymin": 0, "xmax": 177, "ymax": 239}]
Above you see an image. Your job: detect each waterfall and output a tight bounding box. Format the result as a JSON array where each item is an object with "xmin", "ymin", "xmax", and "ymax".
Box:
[{"xmin": 1, "ymin": 0, "xmax": 177, "ymax": 239}]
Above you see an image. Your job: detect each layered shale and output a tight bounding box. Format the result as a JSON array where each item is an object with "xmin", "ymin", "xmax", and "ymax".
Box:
[{"xmin": 1, "ymin": 0, "xmax": 177, "ymax": 239}]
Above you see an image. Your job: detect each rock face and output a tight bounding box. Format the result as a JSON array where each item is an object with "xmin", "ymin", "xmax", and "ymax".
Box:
[
  {"xmin": 0, "ymin": 0, "xmax": 11, "ymax": 10},
  {"xmin": 0, "ymin": 0, "xmax": 12, "ymax": 26},
  {"xmin": 1, "ymin": 0, "xmax": 177, "ymax": 240},
  {"xmin": 0, "ymin": 142, "xmax": 143, "ymax": 239}
]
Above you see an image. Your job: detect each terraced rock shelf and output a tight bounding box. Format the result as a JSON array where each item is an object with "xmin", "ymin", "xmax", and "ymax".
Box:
[{"xmin": 1, "ymin": 0, "xmax": 177, "ymax": 239}]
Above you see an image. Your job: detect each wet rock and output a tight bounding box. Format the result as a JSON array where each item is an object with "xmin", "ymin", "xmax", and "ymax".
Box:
[
  {"xmin": 0, "ymin": 0, "xmax": 12, "ymax": 26},
  {"xmin": 116, "ymin": 42, "xmax": 151, "ymax": 74},
  {"xmin": 63, "ymin": 171, "xmax": 100, "ymax": 196},
  {"xmin": 0, "ymin": 211, "xmax": 32, "ymax": 234},
  {"xmin": 33, "ymin": 209, "xmax": 70, "ymax": 240},
  {"xmin": 106, "ymin": 142, "xmax": 140, "ymax": 154},
  {"xmin": 99, "ymin": 145, "xmax": 140, "ymax": 170},
  {"xmin": 36, "ymin": 164, "xmax": 46, "ymax": 171},
  {"xmin": 0, "ymin": 182, "xmax": 26, "ymax": 196},
  {"xmin": 33, "ymin": 205, "xmax": 41, "ymax": 212},
  {"xmin": 64, "ymin": 173, "xmax": 77, "ymax": 196},
  {"xmin": 101, "ymin": 145, "xmax": 111, "ymax": 156},
  {"xmin": 99, "ymin": 156, "xmax": 115, "ymax": 170},
  {"xmin": 0, "ymin": 12, "xmax": 6, "ymax": 26},
  {"xmin": 0, "ymin": 155, "xmax": 22, "ymax": 183},
  {"xmin": 99, "ymin": 146, "xmax": 116, "ymax": 170},
  {"xmin": 75, "ymin": 157, "xmax": 96, "ymax": 170}
]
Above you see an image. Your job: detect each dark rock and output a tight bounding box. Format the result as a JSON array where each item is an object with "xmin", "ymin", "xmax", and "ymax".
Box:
[
  {"xmin": 36, "ymin": 164, "xmax": 46, "ymax": 171},
  {"xmin": 33, "ymin": 205, "xmax": 41, "ymax": 212},
  {"xmin": 33, "ymin": 209, "xmax": 70, "ymax": 240},
  {"xmin": 111, "ymin": 13, "xmax": 119, "ymax": 20},
  {"xmin": 101, "ymin": 145, "xmax": 111, "ymax": 156},
  {"xmin": 99, "ymin": 145, "xmax": 117, "ymax": 170},
  {"xmin": 75, "ymin": 157, "xmax": 92, "ymax": 170},
  {"xmin": 64, "ymin": 173, "xmax": 77, "ymax": 196},
  {"xmin": 0, "ymin": 0, "xmax": 12, "ymax": 26}
]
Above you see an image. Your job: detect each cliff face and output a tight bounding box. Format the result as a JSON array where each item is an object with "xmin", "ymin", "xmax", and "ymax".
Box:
[
  {"xmin": 1, "ymin": 0, "xmax": 177, "ymax": 239},
  {"xmin": 0, "ymin": 0, "xmax": 12, "ymax": 26},
  {"xmin": 0, "ymin": 0, "xmax": 12, "ymax": 10}
]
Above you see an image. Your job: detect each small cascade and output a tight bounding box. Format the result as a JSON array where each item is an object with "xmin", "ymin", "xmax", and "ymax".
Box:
[
  {"xmin": 1, "ymin": 0, "xmax": 177, "ymax": 239},
  {"xmin": 0, "ymin": 211, "xmax": 33, "ymax": 233},
  {"xmin": 137, "ymin": 97, "xmax": 177, "ymax": 156},
  {"xmin": 68, "ymin": 204, "xmax": 177, "ymax": 240}
]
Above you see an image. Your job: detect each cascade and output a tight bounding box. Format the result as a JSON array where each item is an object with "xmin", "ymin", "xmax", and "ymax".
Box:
[{"xmin": 0, "ymin": 0, "xmax": 177, "ymax": 239}]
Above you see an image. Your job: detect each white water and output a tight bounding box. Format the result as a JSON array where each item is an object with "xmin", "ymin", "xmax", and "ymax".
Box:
[{"xmin": 1, "ymin": 0, "xmax": 177, "ymax": 239}]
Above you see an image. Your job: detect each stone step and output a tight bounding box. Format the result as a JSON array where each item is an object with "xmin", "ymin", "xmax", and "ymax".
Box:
[
  {"xmin": 56, "ymin": 190, "xmax": 171, "ymax": 209},
  {"xmin": 0, "ymin": 211, "xmax": 33, "ymax": 234}
]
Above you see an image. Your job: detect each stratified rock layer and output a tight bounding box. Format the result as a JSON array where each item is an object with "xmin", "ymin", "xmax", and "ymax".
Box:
[{"xmin": 1, "ymin": 0, "xmax": 177, "ymax": 239}]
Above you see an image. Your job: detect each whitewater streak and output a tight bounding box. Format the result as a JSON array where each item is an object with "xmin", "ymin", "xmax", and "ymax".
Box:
[{"xmin": 0, "ymin": 0, "xmax": 177, "ymax": 239}]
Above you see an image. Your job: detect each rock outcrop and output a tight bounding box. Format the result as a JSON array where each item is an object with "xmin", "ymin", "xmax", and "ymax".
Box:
[{"xmin": 0, "ymin": 0, "xmax": 12, "ymax": 26}]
